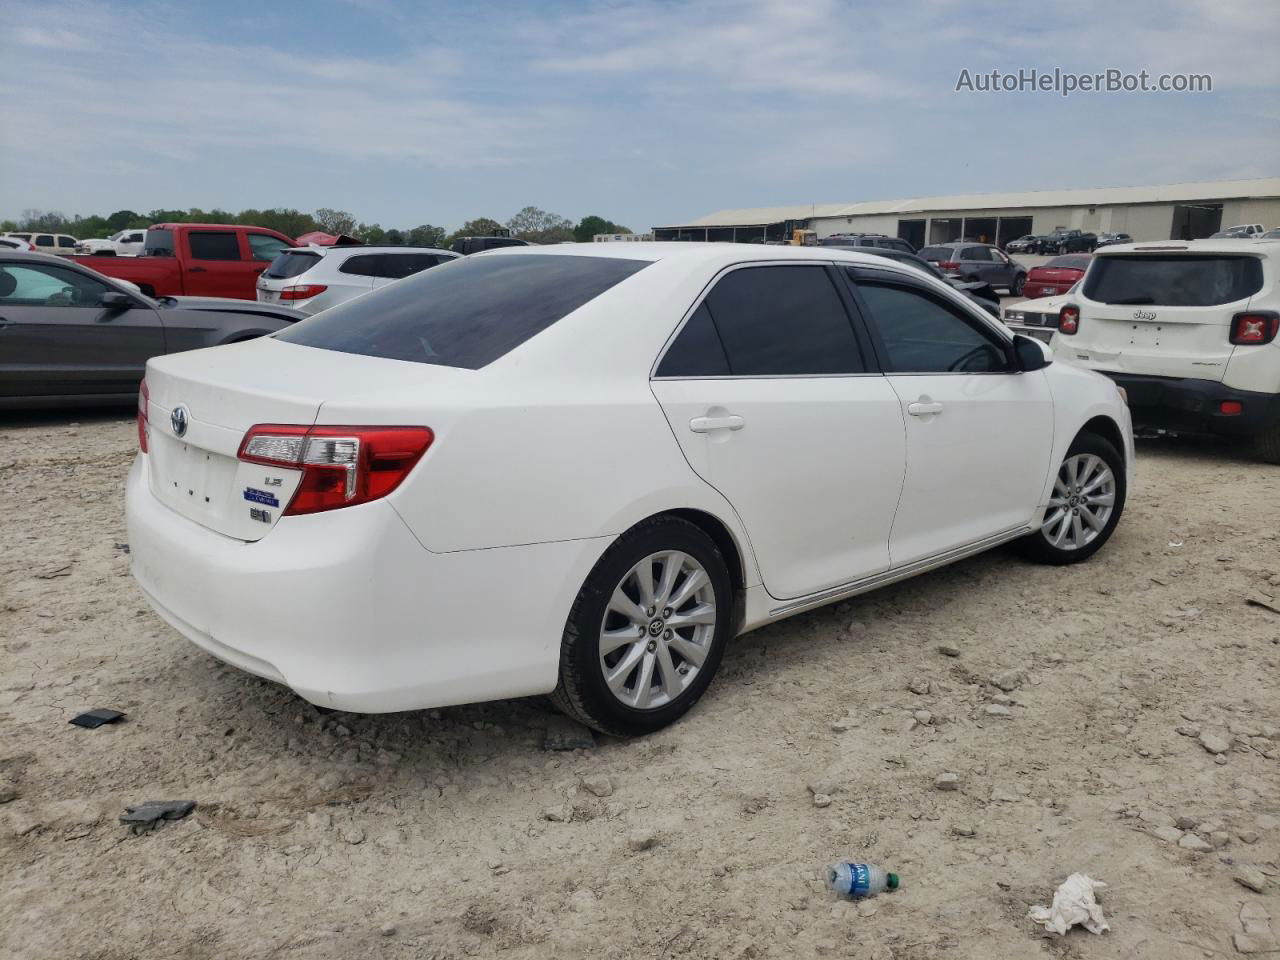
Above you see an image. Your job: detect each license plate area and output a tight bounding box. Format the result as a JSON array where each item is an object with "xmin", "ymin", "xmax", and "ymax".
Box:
[{"xmin": 149, "ymin": 433, "xmax": 242, "ymax": 528}]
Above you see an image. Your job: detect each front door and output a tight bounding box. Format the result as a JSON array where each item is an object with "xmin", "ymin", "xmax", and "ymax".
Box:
[
  {"xmin": 847, "ymin": 268, "xmax": 1054, "ymax": 566},
  {"xmin": 650, "ymin": 263, "xmax": 906, "ymax": 600},
  {"xmin": 0, "ymin": 260, "xmax": 163, "ymax": 399}
]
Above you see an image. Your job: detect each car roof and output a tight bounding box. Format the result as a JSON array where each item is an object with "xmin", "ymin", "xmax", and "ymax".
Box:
[
  {"xmin": 297, "ymin": 245, "xmax": 457, "ymax": 257},
  {"xmin": 468, "ymin": 241, "xmax": 926, "ymax": 270},
  {"xmin": 1096, "ymin": 238, "xmax": 1280, "ymax": 256},
  {"xmin": 0, "ymin": 250, "xmax": 88, "ymax": 266}
]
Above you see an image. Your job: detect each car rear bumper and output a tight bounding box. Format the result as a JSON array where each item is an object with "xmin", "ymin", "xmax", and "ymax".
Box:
[
  {"xmin": 126, "ymin": 455, "xmax": 608, "ymax": 712},
  {"xmin": 1095, "ymin": 372, "xmax": 1280, "ymax": 438}
]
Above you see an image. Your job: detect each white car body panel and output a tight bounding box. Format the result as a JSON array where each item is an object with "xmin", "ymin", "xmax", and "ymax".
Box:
[
  {"xmin": 256, "ymin": 245, "xmax": 457, "ymax": 315},
  {"xmin": 129, "ymin": 243, "xmax": 1132, "ymax": 713}
]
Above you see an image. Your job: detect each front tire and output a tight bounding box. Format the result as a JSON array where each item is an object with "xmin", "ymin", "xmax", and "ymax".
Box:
[
  {"xmin": 551, "ymin": 517, "xmax": 734, "ymax": 736},
  {"xmin": 1017, "ymin": 432, "xmax": 1126, "ymax": 565}
]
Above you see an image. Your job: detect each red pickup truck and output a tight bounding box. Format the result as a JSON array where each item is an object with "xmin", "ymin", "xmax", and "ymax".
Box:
[{"xmin": 74, "ymin": 223, "xmax": 296, "ymax": 300}]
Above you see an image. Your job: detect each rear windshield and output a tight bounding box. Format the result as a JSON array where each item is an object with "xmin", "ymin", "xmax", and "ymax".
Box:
[
  {"xmin": 1045, "ymin": 255, "xmax": 1091, "ymax": 270},
  {"xmin": 1083, "ymin": 255, "xmax": 1263, "ymax": 306},
  {"xmin": 276, "ymin": 254, "xmax": 650, "ymax": 369},
  {"xmin": 264, "ymin": 251, "xmax": 322, "ymax": 279},
  {"xmin": 143, "ymin": 230, "xmax": 175, "ymax": 257},
  {"xmin": 918, "ymin": 246, "xmax": 953, "ymax": 260}
]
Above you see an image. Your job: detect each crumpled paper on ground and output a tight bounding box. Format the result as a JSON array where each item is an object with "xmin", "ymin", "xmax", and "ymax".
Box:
[{"xmin": 1028, "ymin": 873, "xmax": 1109, "ymax": 935}]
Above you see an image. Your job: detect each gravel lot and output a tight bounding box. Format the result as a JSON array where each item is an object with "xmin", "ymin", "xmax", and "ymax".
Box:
[{"xmin": 2, "ymin": 409, "xmax": 1278, "ymax": 960}]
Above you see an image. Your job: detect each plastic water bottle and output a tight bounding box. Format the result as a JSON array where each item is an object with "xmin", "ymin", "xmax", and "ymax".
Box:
[{"xmin": 825, "ymin": 862, "xmax": 900, "ymax": 900}]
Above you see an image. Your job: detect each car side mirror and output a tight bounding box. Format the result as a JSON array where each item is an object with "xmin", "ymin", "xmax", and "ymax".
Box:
[
  {"xmin": 1014, "ymin": 334, "xmax": 1052, "ymax": 371},
  {"xmin": 100, "ymin": 291, "xmax": 135, "ymax": 309}
]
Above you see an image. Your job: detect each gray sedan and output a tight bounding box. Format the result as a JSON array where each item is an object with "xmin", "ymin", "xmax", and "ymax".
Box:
[{"xmin": 0, "ymin": 252, "xmax": 304, "ymax": 409}]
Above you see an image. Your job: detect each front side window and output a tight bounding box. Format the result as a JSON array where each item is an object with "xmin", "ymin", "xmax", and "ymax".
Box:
[
  {"xmin": 248, "ymin": 233, "xmax": 291, "ymax": 262},
  {"xmin": 0, "ymin": 263, "xmax": 110, "ymax": 306},
  {"xmin": 1083, "ymin": 255, "xmax": 1263, "ymax": 306},
  {"xmin": 187, "ymin": 231, "xmax": 241, "ymax": 260},
  {"xmin": 278, "ymin": 254, "xmax": 650, "ymax": 369},
  {"xmin": 57, "ymin": 236, "xmax": 76, "ymax": 248},
  {"xmin": 703, "ymin": 265, "xmax": 864, "ymax": 376},
  {"xmin": 854, "ymin": 277, "xmax": 1010, "ymax": 374}
]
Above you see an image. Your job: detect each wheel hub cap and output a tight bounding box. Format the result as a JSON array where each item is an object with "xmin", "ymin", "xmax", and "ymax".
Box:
[
  {"xmin": 1041, "ymin": 453, "xmax": 1116, "ymax": 551},
  {"xmin": 598, "ymin": 550, "xmax": 716, "ymax": 711}
]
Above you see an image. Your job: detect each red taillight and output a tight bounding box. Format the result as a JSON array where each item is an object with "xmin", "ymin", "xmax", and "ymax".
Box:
[
  {"xmin": 938, "ymin": 261, "xmax": 959, "ymax": 271},
  {"xmin": 1220, "ymin": 400, "xmax": 1243, "ymax": 416},
  {"xmin": 279, "ymin": 284, "xmax": 328, "ymax": 301},
  {"xmin": 137, "ymin": 380, "xmax": 149, "ymax": 453},
  {"xmin": 1229, "ymin": 311, "xmax": 1279, "ymax": 345},
  {"xmin": 1058, "ymin": 305, "xmax": 1080, "ymax": 335},
  {"xmin": 237, "ymin": 424, "xmax": 433, "ymax": 515}
]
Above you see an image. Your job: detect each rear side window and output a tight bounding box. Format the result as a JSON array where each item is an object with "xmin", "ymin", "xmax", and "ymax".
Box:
[
  {"xmin": 35, "ymin": 235, "xmax": 54, "ymax": 247},
  {"xmin": 188, "ymin": 232, "xmax": 241, "ymax": 260},
  {"xmin": 263, "ymin": 251, "xmax": 321, "ymax": 279},
  {"xmin": 656, "ymin": 304, "xmax": 730, "ymax": 377},
  {"xmin": 143, "ymin": 230, "xmax": 175, "ymax": 257},
  {"xmin": 963, "ymin": 246, "xmax": 992, "ymax": 261},
  {"xmin": 1083, "ymin": 255, "xmax": 1263, "ymax": 306},
  {"xmin": 703, "ymin": 265, "xmax": 864, "ymax": 376},
  {"xmin": 277, "ymin": 254, "xmax": 649, "ymax": 369},
  {"xmin": 376, "ymin": 253, "xmax": 441, "ymax": 279},
  {"xmin": 338, "ymin": 254, "xmax": 380, "ymax": 277},
  {"xmin": 1045, "ymin": 255, "xmax": 1091, "ymax": 270}
]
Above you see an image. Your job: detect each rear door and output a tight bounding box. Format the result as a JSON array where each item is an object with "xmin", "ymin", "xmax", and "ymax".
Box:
[
  {"xmin": 962, "ymin": 245, "xmax": 996, "ymax": 284},
  {"xmin": 0, "ymin": 260, "xmax": 163, "ymax": 399},
  {"xmin": 847, "ymin": 267, "xmax": 1054, "ymax": 565},
  {"xmin": 650, "ymin": 262, "xmax": 906, "ymax": 600},
  {"xmin": 1066, "ymin": 253, "xmax": 1266, "ymax": 381},
  {"xmin": 183, "ymin": 229, "xmax": 247, "ymax": 298}
]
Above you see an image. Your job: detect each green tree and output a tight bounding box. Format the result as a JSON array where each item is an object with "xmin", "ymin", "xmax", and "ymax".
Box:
[
  {"xmin": 507, "ymin": 206, "xmax": 574, "ymax": 244},
  {"xmin": 384, "ymin": 228, "xmax": 405, "ymax": 246},
  {"xmin": 573, "ymin": 215, "xmax": 632, "ymax": 243},
  {"xmin": 0, "ymin": 219, "xmax": 17, "ymax": 233},
  {"xmin": 19, "ymin": 209, "xmax": 71, "ymax": 232},
  {"xmin": 357, "ymin": 223, "xmax": 387, "ymax": 245},
  {"xmin": 106, "ymin": 209, "xmax": 141, "ymax": 232},
  {"xmin": 446, "ymin": 217, "xmax": 505, "ymax": 245},
  {"xmin": 407, "ymin": 224, "xmax": 447, "ymax": 248},
  {"xmin": 313, "ymin": 208, "xmax": 357, "ymax": 236}
]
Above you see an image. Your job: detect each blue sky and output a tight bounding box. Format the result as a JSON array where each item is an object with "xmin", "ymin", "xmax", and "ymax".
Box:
[{"xmin": 1, "ymin": 0, "xmax": 1277, "ymax": 233}]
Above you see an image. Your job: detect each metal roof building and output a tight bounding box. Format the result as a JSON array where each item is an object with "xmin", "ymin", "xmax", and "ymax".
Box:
[{"xmin": 653, "ymin": 177, "xmax": 1280, "ymax": 248}]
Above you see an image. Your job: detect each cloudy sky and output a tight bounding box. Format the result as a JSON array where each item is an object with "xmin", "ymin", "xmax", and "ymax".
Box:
[{"xmin": 1, "ymin": 0, "xmax": 1277, "ymax": 232}]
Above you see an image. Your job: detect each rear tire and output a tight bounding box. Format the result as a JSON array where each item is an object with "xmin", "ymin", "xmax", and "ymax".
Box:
[
  {"xmin": 1010, "ymin": 274, "xmax": 1025, "ymax": 296},
  {"xmin": 1255, "ymin": 422, "xmax": 1280, "ymax": 465},
  {"xmin": 551, "ymin": 517, "xmax": 734, "ymax": 736},
  {"xmin": 1017, "ymin": 432, "xmax": 1126, "ymax": 565}
]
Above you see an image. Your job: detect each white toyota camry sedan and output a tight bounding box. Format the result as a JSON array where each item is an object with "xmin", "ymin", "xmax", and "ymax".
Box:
[{"xmin": 127, "ymin": 243, "xmax": 1133, "ymax": 735}]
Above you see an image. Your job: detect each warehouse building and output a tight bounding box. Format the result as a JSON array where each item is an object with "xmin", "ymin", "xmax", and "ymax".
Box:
[{"xmin": 652, "ymin": 177, "xmax": 1280, "ymax": 248}]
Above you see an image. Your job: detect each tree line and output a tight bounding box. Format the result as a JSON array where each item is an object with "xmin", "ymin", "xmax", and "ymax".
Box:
[{"xmin": 2, "ymin": 206, "xmax": 632, "ymax": 247}]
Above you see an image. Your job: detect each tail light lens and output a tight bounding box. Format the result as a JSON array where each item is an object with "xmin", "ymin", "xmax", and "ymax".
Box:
[
  {"xmin": 1058, "ymin": 305, "xmax": 1080, "ymax": 335},
  {"xmin": 237, "ymin": 424, "xmax": 433, "ymax": 515},
  {"xmin": 279, "ymin": 284, "xmax": 328, "ymax": 301},
  {"xmin": 137, "ymin": 380, "xmax": 149, "ymax": 452},
  {"xmin": 938, "ymin": 260, "xmax": 959, "ymax": 271},
  {"xmin": 1229, "ymin": 311, "xmax": 1279, "ymax": 345}
]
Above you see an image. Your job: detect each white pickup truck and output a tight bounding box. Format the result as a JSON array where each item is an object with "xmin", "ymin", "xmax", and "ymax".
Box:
[
  {"xmin": 75, "ymin": 229, "xmax": 147, "ymax": 257},
  {"xmin": 1051, "ymin": 238, "xmax": 1280, "ymax": 462}
]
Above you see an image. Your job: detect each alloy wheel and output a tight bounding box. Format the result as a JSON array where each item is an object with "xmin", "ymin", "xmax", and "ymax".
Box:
[
  {"xmin": 1041, "ymin": 453, "xmax": 1116, "ymax": 551},
  {"xmin": 598, "ymin": 551, "xmax": 716, "ymax": 710}
]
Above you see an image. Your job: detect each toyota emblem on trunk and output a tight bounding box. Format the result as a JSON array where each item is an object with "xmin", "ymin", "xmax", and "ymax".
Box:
[{"xmin": 170, "ymin": 405, "xmax": 190, "ymax": 437}]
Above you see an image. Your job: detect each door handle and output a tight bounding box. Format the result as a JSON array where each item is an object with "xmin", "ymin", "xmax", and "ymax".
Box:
[
  {"xmin": 188, "ymin": 266, "xmax": 207, "ymax": 273},
  {"xmin": 690, "ymin": 414, "xmax": 745, "ymax": 433},
  {"xmin": 907, "ymin": 401, "xmax": 943, "ymax": 417}
]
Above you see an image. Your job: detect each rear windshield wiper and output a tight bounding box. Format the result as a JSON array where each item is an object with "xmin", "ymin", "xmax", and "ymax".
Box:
[{"xmin": 1106, "ymin": 296, "xmax": 1155, "ymax": 305}]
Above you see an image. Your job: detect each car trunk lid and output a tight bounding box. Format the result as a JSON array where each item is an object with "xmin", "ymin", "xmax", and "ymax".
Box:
[{"xmin": 142, "ymin": 337, "xmax": 466, "ymax": 542}]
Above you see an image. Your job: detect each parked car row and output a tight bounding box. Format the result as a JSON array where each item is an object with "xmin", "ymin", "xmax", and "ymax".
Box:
[
  {"xmin": 2, "ymin": 231, "xmax": 80, "ymax": 254},
  {"xmin": 918, "ymin": 242, "xmax": 1027, "ymax": 295}
]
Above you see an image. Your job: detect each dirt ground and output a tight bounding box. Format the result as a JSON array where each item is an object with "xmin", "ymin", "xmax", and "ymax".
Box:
[{"xmin": 2, "ymin": 410, "xmax": 1278, "ymax": 960}]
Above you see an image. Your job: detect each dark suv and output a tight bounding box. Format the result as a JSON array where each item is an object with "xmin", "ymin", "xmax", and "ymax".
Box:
[
  {"xmin": 1035, "ymin": 230, "xmax": 1097, "ymax": 254},
  {"xmin": 918, "ymin": 242, "xmax": 1027, "ymax": 295},
  {"xmin": 820, "ymin": 234, "xmax": 917, "ymax": 255},
  {"xmin": 450, "ymin": 236, "xmax": 531, "ymax": 255}
]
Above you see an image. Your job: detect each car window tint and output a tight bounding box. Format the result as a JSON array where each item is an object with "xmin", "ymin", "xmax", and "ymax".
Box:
[
  {"xmin": 918, "ymin": 246, "xmax": 951, "ymax": 261},
  {"xmin": 188, "ymin": 232, "xmax": 241, "ymax": 260},
  {"xmin": 0, "ymin": 263, "xmax": 110, "ymax": 306},
  {"xmin": 1083, "ymin": 255, "xmax": 1262, "ymax": 306},
  {"xmin": 143, "ymin": 230, "xmax": 175, "ymax": 256},
  {"xmin": 964, "ymin": 246, "xmax": 992, "ymax": 261},
  {"xmin": 856, "ymin": 280, "xmax": 1010, "ymax": 374},
  {"xmin": 248, "ymin": 233, "xmax": 292, "ymax": 262},
  {"xmin": 338, "ymin": 254, "xmax": 379, "ymax": 277},
  {"xmin": 278, "ymin": 254, "xmax": 650, "ymax": 369},
  {"xmin": 57, "ymin": 236, "xmax": 76, "ymax": 248},
  {"xmin": 656, "ymin": 303, "xmax": 730, "ymax": 377},
  {"xmin": 1046, "ymin": 255, "xmax": 1090, "ymax": 269},
  {"xmin": 34, "ymin": 235, "xmax": 54, "ymax": 247},
  {"xmin": 377, "ymin": 253, "xmax": 440, "ymax": 279},
  {"xmin": 263, "ymin": 251, "xmax": 321, "ymax": 279},
  {"xmin": 703, "ymin": 265, "xmax": 863, "ymax": 376}
]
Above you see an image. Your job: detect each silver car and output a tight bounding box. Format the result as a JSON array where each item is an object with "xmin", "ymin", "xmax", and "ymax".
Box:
[{"xmin": 257, "ymin": 245, "xmax": 459, "ymax": 315}]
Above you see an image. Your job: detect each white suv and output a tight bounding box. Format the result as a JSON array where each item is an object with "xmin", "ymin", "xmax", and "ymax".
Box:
[
  {"xmin": 3, "ymin": 232, "xmax": 79, "ymax": 256},
  {"xmin": 257, "ymin": 245, "xmax": 459, "ymax": 315},
  {"xmin": 1052, "ymin": 238, "xmax": 1280, "ymax": 461}
]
